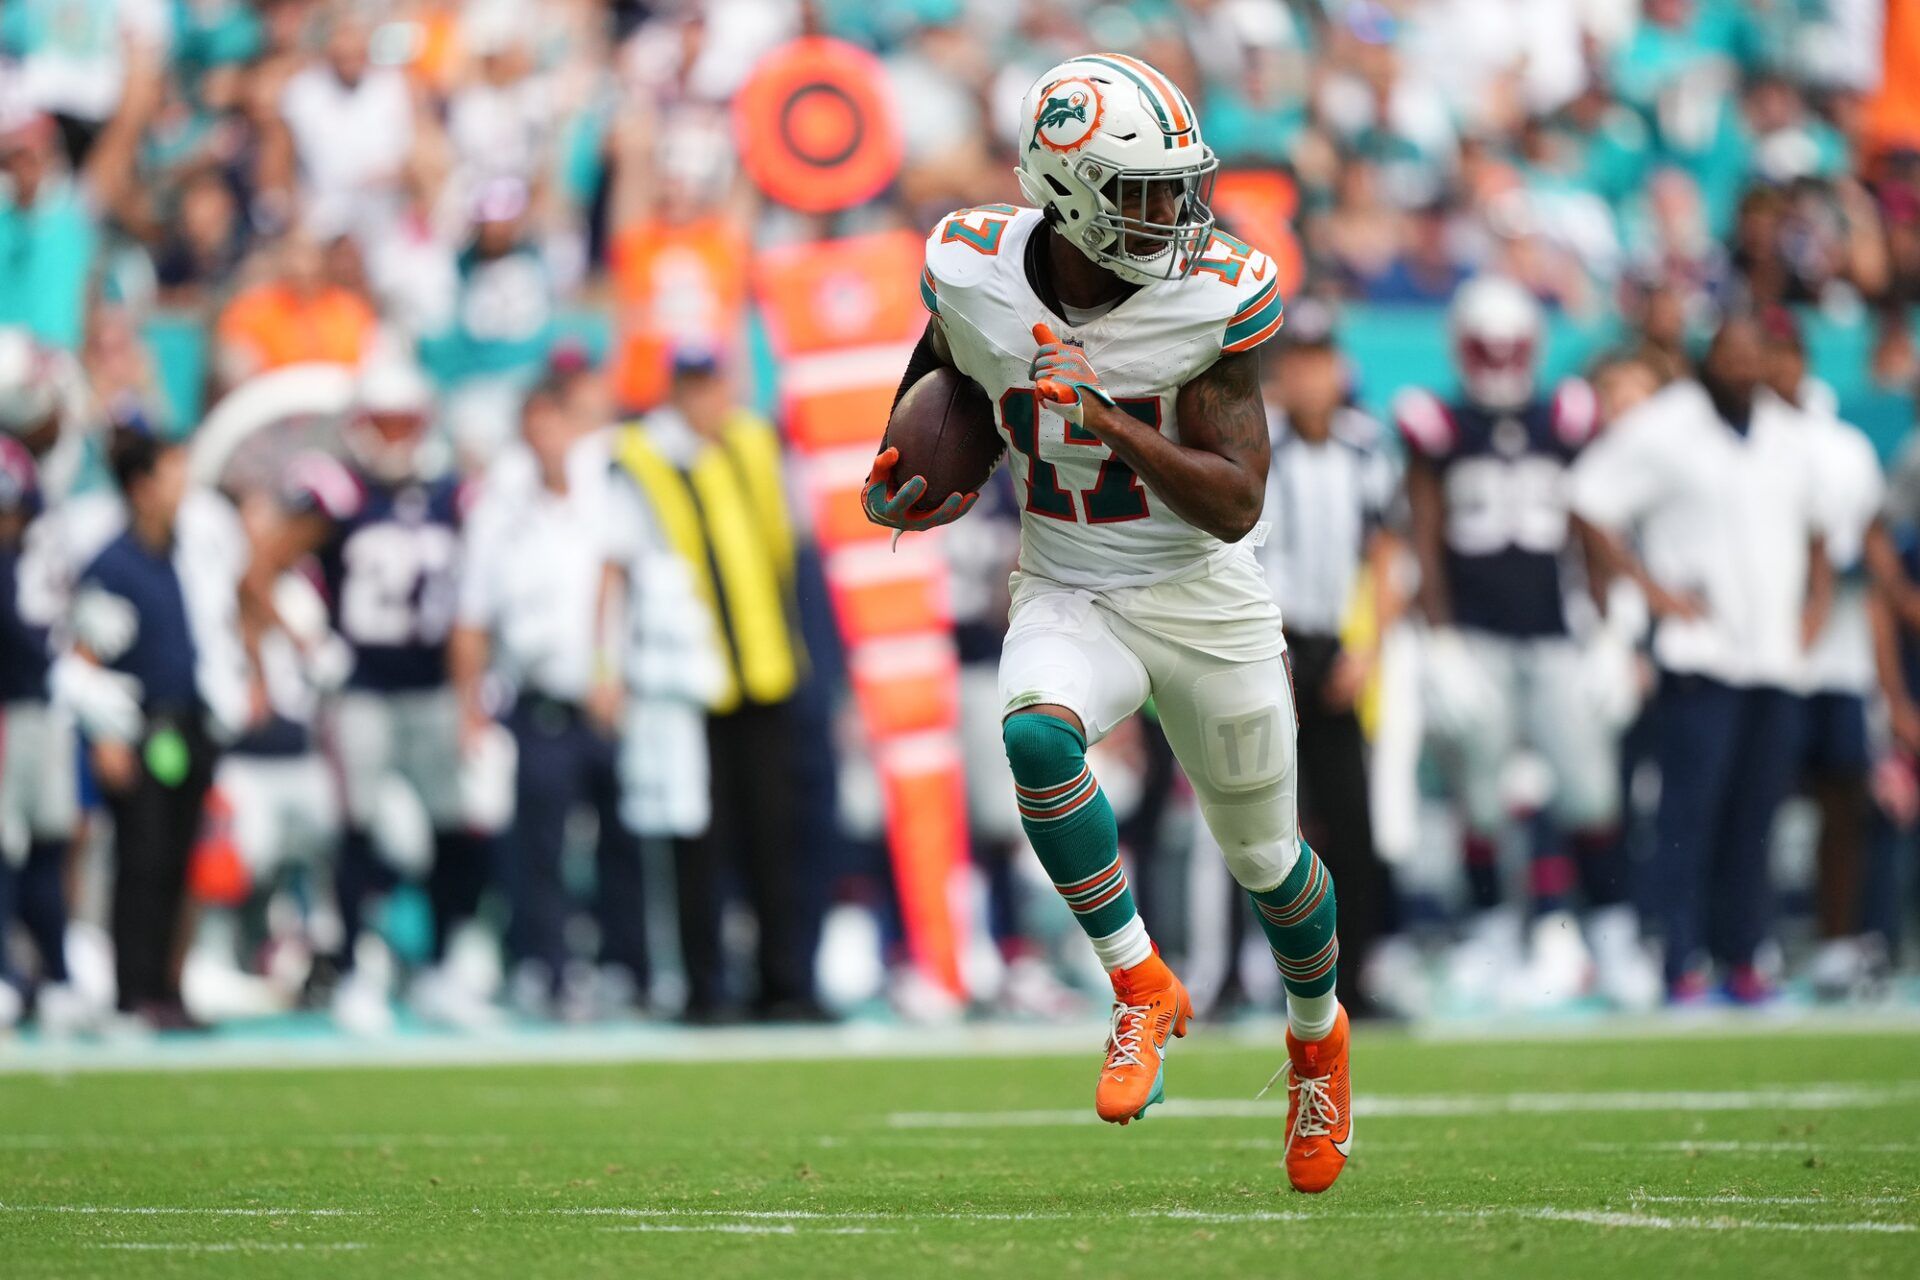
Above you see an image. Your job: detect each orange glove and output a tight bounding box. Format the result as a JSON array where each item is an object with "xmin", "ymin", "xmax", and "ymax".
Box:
[
  {"xmin": 860, "ymin": 446, "xmax": 977, "ymax": 531},
  {"xmin": 1030, "ymin": 322, "xmax": 1115, "ymax": 427}
]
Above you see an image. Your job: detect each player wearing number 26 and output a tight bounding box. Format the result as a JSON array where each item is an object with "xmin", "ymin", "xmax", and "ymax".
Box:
[{"xmin": 864, "ymin": 54, "xmax": 1352, "ymax": 1194}]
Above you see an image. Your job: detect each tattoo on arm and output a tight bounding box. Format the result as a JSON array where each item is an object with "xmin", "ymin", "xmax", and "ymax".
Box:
[
  {"xmin": 1175, "ymin": 349, "xmax": 1268, "ymax": 460},
  {"xmin": 1086, "ymin": 348, "xmax": 1267, "ymax": 542}
]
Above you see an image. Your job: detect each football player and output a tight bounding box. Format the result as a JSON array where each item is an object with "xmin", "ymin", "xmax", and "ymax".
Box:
[
  {"xmin": 0, "ymin": 328, "xmax": 116, "ymax": 1032},
  {"xmin": 1396, "ymin": 277, "xmax": 1659, "ymax": 1011},
  {"xmin": 863, "ymin": 56, "xmax": 1349, "ymax": 1193},
  {"xmin": 243, "ymin": 357, "xmax": 490, "ymax": 1030}
]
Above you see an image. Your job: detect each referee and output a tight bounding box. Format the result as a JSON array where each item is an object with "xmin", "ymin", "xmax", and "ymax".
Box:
[{"xmin": 1192, "ymin": 303, "xmax": 1404, "ymax": 1015}]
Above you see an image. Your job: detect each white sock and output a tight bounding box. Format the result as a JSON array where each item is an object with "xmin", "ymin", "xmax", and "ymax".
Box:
[
  {"xmin": 1287, "ymin": 991, "xmax": 1338, "ymax": 1042},
  {"xmin": 1090, "ymin": 915, "xmax": 1154, "ymax": 973}
]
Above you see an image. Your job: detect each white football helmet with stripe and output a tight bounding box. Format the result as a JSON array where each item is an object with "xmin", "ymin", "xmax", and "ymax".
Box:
[{"xmin": 1015, "ymin": 54, "xmax": 1218, "ymax": 286}]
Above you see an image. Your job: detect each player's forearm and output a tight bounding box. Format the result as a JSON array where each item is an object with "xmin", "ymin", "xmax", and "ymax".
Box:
[
  {"xmin": 1083, "ymin": 400, "xmax": 1263, "ymax": 542},
  {"xmin": 1573, "ymin": 514, "xmax": 1684, "ymax": 619},
  {"xmin": 1404, "ymin": 465, "xmax": 1450, "ymax": 626},
  {"xmin": 447, "ymin": 625, "xmax": 491, "ymax": 721},
  {"xmin": 1369, "ymin": 530, "xmax": 1408, "ymax": 636},
  {"xmin": 593, "ymin": 561, "xmax": 628, "ymax": 686},
  {"xmin": 1802, "ymin": 535, "xmax": 1834, "ymax": 650},
  {"xmin": 1870, "ymin": 590, "xmax": 1912, "ymax": 710}
]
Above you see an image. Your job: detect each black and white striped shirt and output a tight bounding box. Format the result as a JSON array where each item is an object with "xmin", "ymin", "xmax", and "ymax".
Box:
[{"xmin": 1261, "ymin": 408, "xmax": 1399, "ymax": 638}]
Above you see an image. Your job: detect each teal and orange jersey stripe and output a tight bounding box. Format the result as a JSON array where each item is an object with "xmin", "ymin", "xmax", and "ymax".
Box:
[
  {"xmin": 919, "ymin": 267, "xmax": 939, "ymax": 315},
  {"xmin": 1223, "ymin": 278, "xmax": 1284, "ymax": 354}
]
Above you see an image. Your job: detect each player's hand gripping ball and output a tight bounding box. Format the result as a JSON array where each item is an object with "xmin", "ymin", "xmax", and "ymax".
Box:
[
  {"xmin": 1030, "ymin": 322, "xmax": 1115, "ymax": 429},
  {"xmin": 861, "ymin": 446, "xmax": 977, "ymax": 531}
]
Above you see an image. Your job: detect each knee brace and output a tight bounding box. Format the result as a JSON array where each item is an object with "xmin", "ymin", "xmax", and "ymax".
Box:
[{"xmin": 1002, "ymin": 712, "xmax": 1087, "ymax": 788}]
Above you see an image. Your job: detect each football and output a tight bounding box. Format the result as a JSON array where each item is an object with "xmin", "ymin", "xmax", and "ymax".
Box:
[{"xmin": 885, "ymin": 366, "xmax": 1003, "ymax": 510}]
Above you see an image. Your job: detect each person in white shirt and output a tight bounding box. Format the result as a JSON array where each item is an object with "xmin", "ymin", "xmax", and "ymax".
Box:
[
  {"xmin": 1760, "ymin": 312, "xmax": 1888, "ymax": 999},
  {"xmin": 273, "ymin": 10, "xmax": 413, "ymax": 247},
  {"xmin": 1570, "ymin": 315, "xmax": 1833, "ymax": 1003},
  {"xmin": 450, "ymin": 364, "xmax": 651, "ymax": 1018}
]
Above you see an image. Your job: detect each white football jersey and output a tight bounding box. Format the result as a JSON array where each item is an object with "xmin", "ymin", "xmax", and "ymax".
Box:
[{"xmin": 922, "ymin": 204, "xmax": 1285, "ymax": 590}]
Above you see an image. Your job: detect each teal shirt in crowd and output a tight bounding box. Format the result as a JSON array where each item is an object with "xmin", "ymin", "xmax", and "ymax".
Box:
[{"xmin": 0, "ymin": 177, "xmax": 98, "ymax": 351}]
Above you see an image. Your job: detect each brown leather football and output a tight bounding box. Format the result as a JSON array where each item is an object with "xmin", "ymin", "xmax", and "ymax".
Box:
[{"xmin": 885, "ymin": 366, "xmax": 1003, "ymax": 509}]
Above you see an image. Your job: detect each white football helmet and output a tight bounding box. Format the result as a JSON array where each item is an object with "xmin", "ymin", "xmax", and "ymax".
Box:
[
  {"xmin": 1450, "ymin": 277, "xmax": 1542, "ymax": 410},
  {"xmin": 344, "ymin": 356, "xmax": 436, "ymax": 484},
  {"xmin": 1015, "ymin": 54, "xmax": 1218, "ymax": 285}
]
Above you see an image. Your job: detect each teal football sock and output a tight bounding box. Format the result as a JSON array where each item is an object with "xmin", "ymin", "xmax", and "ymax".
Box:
[
  {"xmin": 1248, "ymin": 842, "xmax": 1340, "ymax": 1038},
  {"xmin": 1002, "ymin": 712, "xmax": 1151, "ymax": 971}
]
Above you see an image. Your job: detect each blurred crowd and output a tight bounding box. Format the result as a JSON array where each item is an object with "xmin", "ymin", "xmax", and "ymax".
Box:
[{"xmin": 3, "ymin": 0, "xmax": 1920, "ymax": 1035}]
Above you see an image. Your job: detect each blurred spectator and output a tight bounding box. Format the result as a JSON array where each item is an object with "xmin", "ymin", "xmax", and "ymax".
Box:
[
  {"xmin": 1572, "ymin": 316, "xmax": 1834, "ymax": 1002},
  {"xmin": 0, "ymin": 434, "xmax": 81, "ymax": 1032},
  {"xmin": 0, "ymin": 111, "xmax": 99, "ymax": 350},
  {"xmin": 83, "ymin": 300, "xmax": 170, "ymax": 436},
  {"xmin": 428, "ymin": 177, "xmax": 557, "ymax": 465},
  {"xmin": 1763, "ymin": 311, "xmax": 1888, "ymax": 1000},
  {"xmin": 152, "ymin": 166, "xmax": 249, "ymax": 306},
  {"xmin": 70, "ymin": 425, "xmax": 250, "ymax": 1029},
  {"xmin": 446, "ymin": 5, "xmax": 553, "ymax": 190},
  {"xmin": 605, "ymin": 105, "xmax": 750, "ymax": 414},
  {"xmin": 605, "ymin": 351, "xmax": 820, "ymax": 1022},
  {"xmin": 1359, "ymin": 198, "xmax": 1470, "ymax": 305},
  {"xmin": 265, "ymin": 5, "xmax": 415, "ymax": 246},
  {"xmin": 1315, "ymin": 3, "xmax": 1456, "ymax": 204},
  {"xmin": 1315, "ymin": 158, "xmax": 1407, "ymax": 300},
  {"xmin": 453, "ymin": 367, "xmax": 648, "ymax": 1019},
  {"xmin": 1, "ymin": 0, "xmax": 171, "ymax": 168},
  {"xmin": 214, "ymin": 226, "xmax": 379, "ymax": 386}
]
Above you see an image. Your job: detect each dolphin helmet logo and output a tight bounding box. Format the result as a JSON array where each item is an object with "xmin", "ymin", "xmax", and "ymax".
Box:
[{"xmin": 1029, "ymin": 79, "xmax": 1102, "ymax": 153}]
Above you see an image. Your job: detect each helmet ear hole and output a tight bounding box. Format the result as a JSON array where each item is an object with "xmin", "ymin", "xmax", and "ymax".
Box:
[{"xmin": 1045, "ymin": 175, "xmax": 1071, "ymax": 198}]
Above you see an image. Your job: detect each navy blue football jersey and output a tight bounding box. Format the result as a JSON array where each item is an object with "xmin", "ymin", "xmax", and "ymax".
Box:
[
  {"xmin": 287, "ymin": 455, "xmax": 462, "ymax": 693},
  {"xmin": 1395, "ymin": 381, "xmax": 1599, "ymax": 639},
  {"xmin": 0, "ymin": 546, "xmax": 51, "ymax": 702}
]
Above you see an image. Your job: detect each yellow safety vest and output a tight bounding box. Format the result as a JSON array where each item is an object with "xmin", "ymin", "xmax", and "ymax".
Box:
[{"xmin": 612, "ymin": 413, "xmax": 801, "ymax": 713}]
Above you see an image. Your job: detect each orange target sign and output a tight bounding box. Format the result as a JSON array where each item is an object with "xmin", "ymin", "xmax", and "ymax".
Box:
[{"xmin": 733, "ymin": 38, "xmax": 904, "ymax": 214}]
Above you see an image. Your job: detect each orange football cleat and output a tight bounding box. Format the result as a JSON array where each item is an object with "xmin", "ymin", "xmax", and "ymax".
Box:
[
  {"xmin": 1268, "ymin": 1005, "xmax": 1353, "ymax": 1193},
  {"xmin": 1095, "ymin": 952, "xmax": 1193, "ymax": 1125}
]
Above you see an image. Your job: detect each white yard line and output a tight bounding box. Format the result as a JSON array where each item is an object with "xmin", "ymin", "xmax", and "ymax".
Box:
[
  {"xmin": 886, "ymin": 1082, "xmax": 1920, "ymax": 1129},
  {"xmin": 0, "ymin": 1204, "xmax": 366, "ymax": 1217},
  {"xmin": 89, "ymin": 1242, "xmax": 369, "ymax": 1252},
  {"xmin": 0, "ymin": 1132, "xmax": 512, "ymax": 1151},
  {"xmin": 4, "ymin": 1009, "xmax": 1918, "ymax": 1076},
  {"xmin": 1578, "ymin": 1140, "xmax": 1920, "ymax": 1153},
  {"xmin": 12, "ymin": 1202, "xmax": 1915, "ymax": 1237},
  {"xmin": 1525, "ymin": 1209, "xmax": 1914, "ymax": 1235},
  {"xmin": 600, "ymin": 1224, "xmax": 893, "ymax": 1236},
  {"xmin": 542, "ymin": 1207, "xmax": 1321, "ymax": 1224},
  {"xmin": 1629, "ymin": 1195, "xmax": 1914, "ymax": 1206}
]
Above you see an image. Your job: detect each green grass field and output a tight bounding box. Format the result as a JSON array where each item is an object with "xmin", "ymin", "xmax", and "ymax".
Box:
[{"xmin": 4, "ymin": 1023, "xmax": 1919, "ymax": 1278}]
